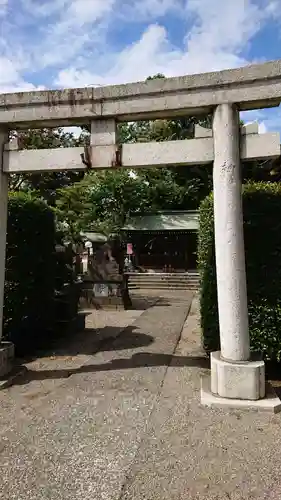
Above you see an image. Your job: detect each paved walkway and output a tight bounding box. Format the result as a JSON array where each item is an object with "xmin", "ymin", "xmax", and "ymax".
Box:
[
  {"xmin": 0, "ymin": 292, "xmax": 192, "ymax": 499},
  {"xmin": 1, "ymin": 291, "xmax": 281, "ymax": 499}
]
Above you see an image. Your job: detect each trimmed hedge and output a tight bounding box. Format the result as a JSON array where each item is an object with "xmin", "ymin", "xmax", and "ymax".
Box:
[
  {"xmin": 198, "ymin": 182, "xmax": 281, "ymax": 361},
  {"xmin": 3, "ymin": 192, "xmax": 56, "ymax": 354}
]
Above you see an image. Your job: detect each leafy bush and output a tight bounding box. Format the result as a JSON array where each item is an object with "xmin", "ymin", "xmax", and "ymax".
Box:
[
  {"xmin": 198, "ymin": 182, "xmax": 281, "ymax": 361},
  {"xmin": 3, "ymin": 192, "xmax": 56, "ymax": 354}
]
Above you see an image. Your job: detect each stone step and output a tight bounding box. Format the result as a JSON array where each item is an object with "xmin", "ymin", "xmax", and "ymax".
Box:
[
  {"xmin": 129, "ymin": 281, "xmax": 199, "ymax": 285},
  {"xmin": 126, "ymin": 273, "xmax": 199, "ymax": 277},
  {"xmin": 127, "ymin": 272, "xmax": 200, "ymax": 291},
  {"xmin": 128, "ymin": 277, "xmax": 199, "ymax": 280},
  {"xmin": 129, "ymin": 283, "xmax": 199, "ymax": 290},
  {"xmin": 128, "ymin": 277, "xmax": 199, "ymax": 282},
  {"xmin": 129, "ymin": 276, "xmax": 199, "ymax": 282}
]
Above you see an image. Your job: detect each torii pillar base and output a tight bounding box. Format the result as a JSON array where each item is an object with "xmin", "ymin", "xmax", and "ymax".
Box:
[
  {"xmin": 201, "ymin": 352, "xmax": 281, "ymax": 413},
  {"xmin": 201, "ymin": 379, "xmax": 281, "ymax": 414}
]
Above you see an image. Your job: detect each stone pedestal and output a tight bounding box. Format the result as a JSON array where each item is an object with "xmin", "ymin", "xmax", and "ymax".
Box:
[
  {"xmin": 201, "ymin": 377, "xmax": 281, "ymax": 413},
  {"xmin": 211, "ymin": 351, "xmax": 265, "ymax": 400},
  {"xmin": 0, "ymin": 342, "xmax": 14, "ymax": 377}
]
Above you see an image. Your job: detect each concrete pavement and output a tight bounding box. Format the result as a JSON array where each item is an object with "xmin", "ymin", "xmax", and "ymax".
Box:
[
  {"xmin": 0, "ymin": 292, "xmax": 192, "ymax": 499},
  {"xmin": 1, "ymin": 292, "xmax": 281, "ymax": 499}
]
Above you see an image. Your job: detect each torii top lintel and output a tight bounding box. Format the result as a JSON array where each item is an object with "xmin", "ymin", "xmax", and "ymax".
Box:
[{"xmin": 1, "ymin": 59, "xmax": 281, "ymax": 129}]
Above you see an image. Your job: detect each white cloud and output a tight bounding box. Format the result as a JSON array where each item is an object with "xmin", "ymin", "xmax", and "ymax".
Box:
[
  {"xmin": 259, "ymin": 108, "xmax": 281, "ymax": 132},
  {"xmin": 20, "ymin": 0, "xmax": 68, "ymax": 18},
  {"xmin": 0, "ymin": 0, "xmax": 280, "ymax": 139},
  {"xmin": 264, "ymin": 0, "xmax": 281, "ymax": 18},
  {"xmin": 55, "ymin": 24, "xmax": 176, "ymax": 86},
  {"xmin": 185, "ymin": 0, "xmax": 262, "ymax": 52},
  {"xmin": 55, "ymin": 0, "xmax": 276, "ymax": 89},
  {"xmin": 34, "ymin": 1, "xmax": 115, "ymax": 68},
  {"xmin": 241, "ymin": 107, "xmax": 281, "ymax": 133},
  {"xmin": 119, "ymin": 0, "xmax": 180, "ymax": 21},
  {"xmin": 0, "ymin": 0, "xmax": 116, "ymax": 73},
  {"xmin": 0, "ymin": 57, "xmax": 20, "ymax": 85},
  {"xmin": 0, "ymin": 81, "xmax": 44, "ymax": 93},
  {"xmin": 1, "ymin": 0, "xmax": 266, "ymax": 87},
  {"xmin": 67, "ymin": 0, "xmax": 114, "ymax": 24},
  {"xmin": 53, "ymin": 0, "xmax": 281, "ymax": 133},
  {"xmin": 22, "ymin": 0, "xmax": 113, "ymax": 23},
  {"xmin": 0, "ymin": 0, "xmax": 7, "ymax": 16},
  {"xmin": 0, "ymin": 56, "xmax": 45, "ymax": 93}
]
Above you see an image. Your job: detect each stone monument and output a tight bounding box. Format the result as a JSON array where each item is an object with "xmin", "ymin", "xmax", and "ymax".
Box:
[{"xmin": 80, "ymin": 238, "xmax": 130, "ymax": 310}]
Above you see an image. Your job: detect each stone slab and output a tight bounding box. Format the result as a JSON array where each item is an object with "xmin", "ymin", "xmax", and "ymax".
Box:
[
  {"xmin": 0, "ymin": 341, "xmax": 14, "ymax": 377},
  {"xmin": 211, "ymin": 351, "xmax": 265, "ymax": 400},
  {"xmin": 1, "ymin": 59, "xmax": 281, "ymax": 127},
  {"xmin": 201, "ymin": 376, "xmax": 281, "ymax": 413},
  {"xmin": 0, "ymin": 365, "xmax": 27, "ymax": 390},
  {"xmin": 4, "ymin": 132, "xmax": 280, "ymax": 174},
  {"xmin": 194, "ymin": 124, "xmax": 213, "ymax": 138},
  {"xmin": 241, "ymin": 121, "xmax": 259, "ymax": 134}
]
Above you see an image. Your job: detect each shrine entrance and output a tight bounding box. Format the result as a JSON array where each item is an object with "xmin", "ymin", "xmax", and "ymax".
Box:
[
  {"xmin": 121, "ymin": 211, "xmax": 199, "ymax": 271},
  {"xmin": 1, "ymin": 59, "xmax": 281, "ymax": 406},
  {"xmin": 129, "ymin": 230, "xmax": 196, "ymax": 271}
]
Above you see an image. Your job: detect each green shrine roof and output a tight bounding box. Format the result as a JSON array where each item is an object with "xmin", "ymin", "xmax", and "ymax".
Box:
[
  {"xmin": 122, "ymin": 210, "xmax": 199, "ymax": 232},
  {"xmin": 82, "ymin": 232, "xmax": 108, "ymax": 243}
]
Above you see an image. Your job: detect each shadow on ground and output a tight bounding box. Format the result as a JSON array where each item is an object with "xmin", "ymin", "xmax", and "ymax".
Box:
[
  {"xmin": 12, "ymin": 323, "xmax": 209, "ymax": 387},
  {"xmin": 265, "ymin": 362, "xmax": 281, "ymax": 398},
  {"xmin": 14, "ymin": 354, "xmax": 209, "ymax": 385},
  {"xmin": 18, "ymin": 325, "xmax": 154, "ymax": 362},
  {"xmin": 17, "ymin": 294, "xmax": 182, "ymax": 363},
  {"xmin": 80, "ymin": 295, "xmax": 172, "ymax": 312},
  {"xmin": 128, "ymin": 295, "xmax": 173, "ymax": 310}
]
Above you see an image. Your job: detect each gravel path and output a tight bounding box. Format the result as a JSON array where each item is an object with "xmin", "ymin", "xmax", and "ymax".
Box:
[
  {"xmin": 120, "ymin": 296, "xmax": 281, "ymax": 500},
  {"xmin": 0, "ymin": 293, "xmax": 159, "ymax": 412},
  {"xmin": 2, "ymin": 291, "xmax": 280, "ymax": 500},
  {"xmin": 0, "ymin": 302, "xmax": 147, "ymax": 432},
  {"xmin": 0, "ymin": 291, "xmax": 192, "ymax": 500}
]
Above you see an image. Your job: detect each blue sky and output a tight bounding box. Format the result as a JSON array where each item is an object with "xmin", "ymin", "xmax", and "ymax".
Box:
[{"xmin": 1, "ymin": 0, "xmax": 281, "ymax": 131}]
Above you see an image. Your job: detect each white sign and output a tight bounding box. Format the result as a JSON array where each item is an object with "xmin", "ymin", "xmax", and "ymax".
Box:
[{"xmin": 93, "ymin": 284, "xmax": 109, "ymax": 297}]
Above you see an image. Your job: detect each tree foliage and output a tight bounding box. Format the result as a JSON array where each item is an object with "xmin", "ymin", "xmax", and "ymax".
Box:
[
  {"xmin": 10, "ymin": 127, "xmax": 87, "ymax": 204},
  {"xmin": 56, "ymin": 116, "xmax": 214, "ymax": 239},
  {"xmin": 4, "ymin": 192, "xmax": 56, "ymax": 354},
  {"xmin": 198, "ymin": 183, "xmax": 281, "ymax": 361}
]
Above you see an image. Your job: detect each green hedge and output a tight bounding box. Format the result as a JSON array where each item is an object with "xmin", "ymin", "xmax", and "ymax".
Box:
[
  {"xmin": 198, "ymin": 182, "xmax": 281, "ymax": 361},
  {"xmin": 3, "ymin": 192, "xmax": 56, "ymax": 354}
]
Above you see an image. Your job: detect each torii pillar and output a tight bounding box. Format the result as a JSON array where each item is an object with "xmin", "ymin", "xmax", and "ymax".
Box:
[{"xmin": 201, "ymin": 104, "xmax": 281, "ymax": 411}]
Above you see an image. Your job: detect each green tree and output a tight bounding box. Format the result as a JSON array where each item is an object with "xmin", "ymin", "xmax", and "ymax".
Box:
[
  {"xmin": 55, "ymin": 169, "xmax": 153, "ymax": 240},
  {"xmin": 56, "ymin": 74, "xmax": 217, "ymax": 239},
  {"xmin": 55, "ymin": 162, "xmax": 210, "ymax": 241},
  {"xmin": 10, "ymin": 127, "xmax": 87, "ymax": 204}
]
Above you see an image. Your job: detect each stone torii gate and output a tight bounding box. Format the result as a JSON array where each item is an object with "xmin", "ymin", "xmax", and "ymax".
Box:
[{"xmin": 1, "ymin": 59, "xmax": 281, "ymax": 410}]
